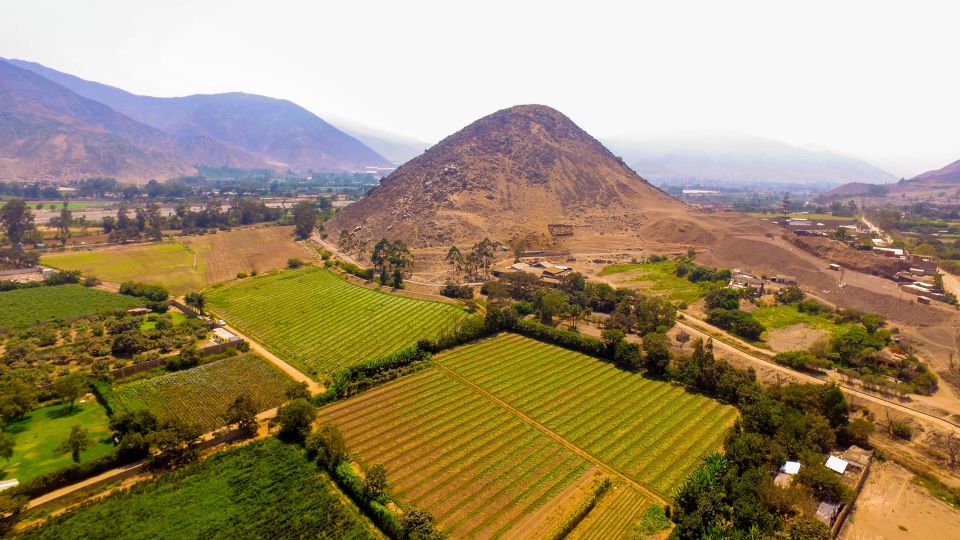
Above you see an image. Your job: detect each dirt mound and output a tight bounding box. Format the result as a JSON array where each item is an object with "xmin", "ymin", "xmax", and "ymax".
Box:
[
  {"xmin": 327, "ymin": 104, "xmax": 695, "ymax": 248},
  {"xmin": 642, "ymin": 216, "xmax": 718, "ymax": 245},
  {"xmin": 786, "ymin": 236, "xmax": 901, "ymax": 276}
]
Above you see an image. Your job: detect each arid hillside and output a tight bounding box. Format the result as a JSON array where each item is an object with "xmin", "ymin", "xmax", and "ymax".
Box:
[
  {"xmin": 0, "ymin": 59, "xmax": 266, "ymax": 182},
  {"xmin": 820, "ymin": 157, "xmax": 960, "ymax": 204},
  {"xmin": 326, "ymin": 104, "xmax": 726, "ymax": 248}
]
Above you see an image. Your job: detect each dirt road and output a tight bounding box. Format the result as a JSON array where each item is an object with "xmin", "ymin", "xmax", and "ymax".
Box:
[
  {"xmin": 676, "ymin": 315, "xmax": 960, "ymax": 432},
  {"xmin": 216, "ymin": 320, "xmax": 324, "ymax": 393}
]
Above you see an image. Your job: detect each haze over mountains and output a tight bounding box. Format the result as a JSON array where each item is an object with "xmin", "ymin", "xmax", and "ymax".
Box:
[
  {"xmin": 605, "ymin": 132, "xmax": 897, "ymax": 186},
  {"xmin": 819, "ymin": 157, "xmax": 960, "ymax": 202},
  {"xmin": 328, "ymin": 104, "xmax": 741, "ymax": 248},
  {"xmin": 0, "ymin": 58, "xmax": 391, "ymax": 181}
]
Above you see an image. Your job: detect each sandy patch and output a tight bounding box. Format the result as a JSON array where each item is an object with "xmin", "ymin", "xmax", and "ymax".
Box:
[
  {"xmin": 841, "ymin": 461, "xmax": 960, "ymax": 540},
  {"xmin": 766, "ymin": 324, "xmax": 829, "ymax": 353}
]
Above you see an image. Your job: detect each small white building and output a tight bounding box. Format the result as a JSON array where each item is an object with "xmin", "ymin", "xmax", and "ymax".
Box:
[
  {"xmin": 0, "ymin": 479, "xmax": 19, "ymax": 492},
  {"xmin": 825, "ymin": 455, "xmax": 849, "ymax": 475},
  {"xmin": 212, "ymin": 328, "xmax": 240, "ymax": 345},
  {"xmin": 781, "ymin": 461, "xmax": 801, "ymax": 475}
]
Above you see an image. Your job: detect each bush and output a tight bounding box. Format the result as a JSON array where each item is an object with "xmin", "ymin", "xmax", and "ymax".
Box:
[
  {"xmin": 287, "ymin": 258, "xmax": 303, "ymax": 269},
  {"xmin": 43, "ymin": 270, "xmax": 82, "ymax": 286},
  {"xmin": 706, "ymin": 308, "xmax": 765, "ymax": 341},
  {"xmin": 83, "ymin": 275, "xmax": 101, "ymax": 287},
  {"xmin": 236, "ymin": 272, "xmax": 248, "ymax": 279},
  {"xmin": 275, "ymin": 399, "xmax": 317, "ymax": 442},
  {"xmin": 775, "ymin": 285, "xmax": 806, "ymax": 304},
  {"xmin": 891, "ymin": 420, "xmax": 912, "ymax": 440},
  {"xmin": 440, "ymin": 283, "xmax": 474, "ymax": 299},
  {"xmin": 773, "ymin": 351, "xmax": 831, "ymax": 371},
  {"xmin": 119, "ymin": 281, "xmax": 169, "ymax": 302},
  {"xmin": 514, "ymin": 319, "xmax": 608, "ymax": 359},
  {"xmin": 334, "ymin": 259, "xmax": 374, "ymax": 281}
]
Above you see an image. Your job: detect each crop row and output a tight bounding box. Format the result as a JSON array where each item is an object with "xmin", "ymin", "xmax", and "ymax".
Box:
[
  {"xmin": 109, "ymin": 353, "xmax": 292, "ymax": 430},
  {"xmin": 438, "ymin": 334, "xmax": 738, "ymax": 496},
  {"xmin": 315, "ymin": 368, "xmax": 593, "ymax": 538},
  {"xmin": 570, "ymin": 484, "xmax": 652, "ymax": 540},
  {"xmin": 0, "ymin": 284, "xmax": 142, "ymax": 328},
  {"xmin": 206, "ymin": 267, "xmax": 468, "ymax": 376}
]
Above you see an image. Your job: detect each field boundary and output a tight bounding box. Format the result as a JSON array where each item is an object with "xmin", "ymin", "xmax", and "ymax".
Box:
[{"xmin": 433, "ymin": 363, "xmax": 669, "ymax": 504}]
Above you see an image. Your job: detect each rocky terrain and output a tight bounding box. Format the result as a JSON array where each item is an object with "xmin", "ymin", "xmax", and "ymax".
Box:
[{"xmin": 326, "ymin": 104, "xmax": 717, "ymax": 248}]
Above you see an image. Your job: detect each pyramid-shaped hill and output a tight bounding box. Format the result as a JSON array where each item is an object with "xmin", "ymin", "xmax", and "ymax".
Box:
[{"xmin": 327, "ymin": 104, "xmax": 734, "ymax": 248}]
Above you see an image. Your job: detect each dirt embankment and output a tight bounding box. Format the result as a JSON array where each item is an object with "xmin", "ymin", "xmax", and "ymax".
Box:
[
  {"xmin": 698, "ymin": 236, "xmax": 946, "ymax": 326},
  {"xmin": 785, "ymin": 235, "xmax": 901, "ymax": 276}
]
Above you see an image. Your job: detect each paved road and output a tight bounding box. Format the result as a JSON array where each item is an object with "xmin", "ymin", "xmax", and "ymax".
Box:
[{"xmin": 676, "ymin": 314, "xmax": 960, "ymax": 432}]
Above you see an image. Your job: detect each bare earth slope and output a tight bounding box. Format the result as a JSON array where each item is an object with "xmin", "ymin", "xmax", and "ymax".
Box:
[{"xmin": 327, "ymin": 104, "xmax": 705, "ymax": 248}]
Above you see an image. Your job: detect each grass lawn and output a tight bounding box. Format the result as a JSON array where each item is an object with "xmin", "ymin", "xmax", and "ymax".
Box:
[
  {"xmin": 599, "ymin": 260, "xmax": 716, "ymax": 305},
  {"xmin": 0, "ymin": 400, "xmax": 115, "ymax": 482},
  {"xmin": 751, "ymin": 304, "xmax": 848, "ymax": 337},
  {"xmin": 139, "ymin": 311, "xmax": 187, "ymax": 331},
  {"xmin": 0, "ymin": 199, "xmax": 113, "ymax": 210}
]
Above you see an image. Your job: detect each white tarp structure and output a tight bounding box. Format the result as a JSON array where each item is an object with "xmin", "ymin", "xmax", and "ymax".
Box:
[
  {"xmin": 825, "ymin": 455, "xmax": 848, "ymax": 474},
  {"xmin": 0, "ymin": 479, "xmax": 19, "ymax": 491},
  {"xmin": 781, "ymin": 461, "xmax": 801, "ymax": 475}
]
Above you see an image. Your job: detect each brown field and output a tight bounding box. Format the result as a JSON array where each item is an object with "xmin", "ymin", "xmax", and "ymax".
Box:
[
  {"xmin": 841, "ymin": 461, "xmax": 960, "ymax": 540},
  {"xmin": 42, "ymin": 225, "xmax": 310, "ymax": 294}
]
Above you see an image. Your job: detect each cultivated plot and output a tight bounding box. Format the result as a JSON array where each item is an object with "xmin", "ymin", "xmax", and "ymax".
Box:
[
  {"xmin": 437, "ymin": 334, "xmax": 738, "ymax": 497},
  {"xmin": 316, "ymin": 368, "xmax": 604, "ymax": 538},
  {"xmin": 0, "ymin": 285, "xmax": 142, "ymax": 328},
  {"xmin": 206, "ymin": 267, "xmax": 469, "ymax": 377},
  {"xmin": 104, "ymin": 353, "xmax": 291, "ymax": 431}
]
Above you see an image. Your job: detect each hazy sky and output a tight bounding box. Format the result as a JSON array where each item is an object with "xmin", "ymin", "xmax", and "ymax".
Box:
[{"xmin": 1, "ymin": 0, "xmax": 957, "ymax": 175}]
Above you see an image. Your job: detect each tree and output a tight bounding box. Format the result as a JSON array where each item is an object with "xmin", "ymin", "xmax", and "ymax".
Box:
[
  {"xmin": 284, "ymin": 381, "xmax": 312, "ymax": 400},
  {"xmin": 55, "ymin": 425, "xmax": 92, "ymax": 463},
  {"xmin": 184, "ymin": 291, "xmax": 205, "ymax": 315},
  {"xmin": 643, "ymin": 333, "xmax": 671, "ymax": 377},
  {"xmin": 0, "ymin": 380, "xmax": 39, "ymax": 421},
  {"xmin": 0, "ymin": 432, "xmax": 13, "ymax": 462},
  {"xmin": 110, "ymin": 410, "xmax": 159, "ymax": 458},
  {"xmin": 53, "ymin": 373, "xmax": 88, "ymax": 411},
  {"xmin": 789, "ymin": 515, "xmax": 831, "ymax": 540},
  {"xmin": 276, "ymin": 398, "xmax": 316, "ymax": 442},
  {"xmin": 147, "ymin": 418, "xmax": 204, "ymax": 468},
  {"xmin": 534, "ymin": 289, "xmax": 567, "ymax": 324},
  {"xmin": 0, "ymin": 198, "xmax": 34, "ymax": 246},
  {"xmin": 50, "ymin": 201, "xmax": 72, "ymax": 247},
  {"xmin": 779, "ymin": 193, "xmax": 791, "ymax": 217},
  {"xmin": 225, "ymin": 394, "xmax": 259, "ymax": 436},
  {"xmin": 445, "ymin": 246, "xmax": 464, "ymax": 278},
  {"xmin": 930, "ymin": 430, "xmax": 960, "ymax": 470},
  {"xmin": 614, "ymin": 340, "xmax": 642, "ymax": 370},
  {"xmin": 292, "ymin": 200, "xmax": 320, "ymax": 239},
  {"xmin": 602, "ymin": 329, "xmax": 626, "ymax": 355},
  {"xmin": 364, "ymin": 463, "xmax": 388, "ymax": 499},
  {"xmin": 819, "ymin": 384, "xmax": 849, "ymax": 427},
  {"xmin": 676, "ymin": 330, "xmax": 691, "ymax": 352},
  {"xmin": 306, "ymin": 424, "xmax": 347, "ymax": 470},
  {"xmin": 401, "ymin": 507, "xmax": 444, "ymax": 540}
]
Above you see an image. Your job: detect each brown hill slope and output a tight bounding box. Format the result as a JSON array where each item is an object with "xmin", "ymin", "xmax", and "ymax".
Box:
[
  {"xmin": 0, "ymin": 59, "xmax": 265, "ymax": 181},
  {"xmin": 912, "ymin": 158, "xmax": 960, "ymax": 184},
  {"xmin": 819, "ymin": 158, "xmax": 960, "ymax": 204},
  {"xmin": 327, "ymin": 104, "xmax": 701, "ymax": 248}
]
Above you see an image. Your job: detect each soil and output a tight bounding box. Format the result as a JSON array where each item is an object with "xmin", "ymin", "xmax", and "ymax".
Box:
[
  {"xmin": 840, "ymin": 461, "xmax": 960, "ymax": 540},
  {"xmin": 766, "ymin": 325, "xmax": 829, "ymax": 353},
  {"xmin": 502, "ymin": 468, "xmax": 606, "ymax": 540}
]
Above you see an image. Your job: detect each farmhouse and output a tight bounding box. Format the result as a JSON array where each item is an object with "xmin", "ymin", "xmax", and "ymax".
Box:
[{"xmin": 212, "ymin": 327, "xmax": 241, "ymax": 345}]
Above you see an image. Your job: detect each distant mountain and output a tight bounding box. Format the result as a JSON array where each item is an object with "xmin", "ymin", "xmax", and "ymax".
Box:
[
  {"xmin": 604, "ymin": 132, "xmax": 897, "ymax": 186},
  {"xmin": 0, "ymin": 59, "xmax": 264, "ymax": 181},
  {"xmin": 327, "ymin": 104, "xmax": 700, "ymax": 248},
  {"xmin": 911, "ymin": 158, "xmax": 960, "ymax": 184},
  {"xmin": 327, "ymin": 118, "xmax": 430, "ymax": 164},
  {"xmin": 819, "ymin": 158, "xmax": 960, "ymax": 203},
  {"xmin": 9, "ymin": 58, "xmax": 391, "ymax": 173}
]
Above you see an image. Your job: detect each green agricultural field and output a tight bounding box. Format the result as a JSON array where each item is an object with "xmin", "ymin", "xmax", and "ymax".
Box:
[
  {"xmin": 0, "ymin": 199, "xmax": 112, "ymax": 210},
  {"xmin": 437, "ymin": 334, "xmax": 738, "ymax": 496},
  {"xmin": 0, "ymin": 285, "xmax": 142, "ymax": 328},
  {"xmin": 751, "ymin": 304, "xmax": 847, "ymax": 337},
  {"xmin": 316, "ymin": 367, "xmax": 602, "ymax": 538},
  {"xmin": 42, "ymin": 242, "xmax": 202, "ymax": 293},
  {"xmin": 1, "ymin": 400, "xmax": 115, "ymax": 482},
  {"xmin": 139, "ymin": 311, "xmax": 187, "ymax": 331},
  {"xmin": 103, "ymin": 354, "xmax": 292, "ymax": 431},
  {"xmin": 206, "ymin": 267, "xmax": 470, "ymax": 377},
  {"xmin": 19, "ymin": 438, "xmax": 380, "ymax": 540},
  {"xmin": 598, "ymin": 260, "xmax": 715, "ymax": 304}
]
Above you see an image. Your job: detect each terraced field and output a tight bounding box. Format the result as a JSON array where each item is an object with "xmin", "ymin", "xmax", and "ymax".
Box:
[
  {"xmin": 437, "ymin": 334, "xmax": 738, "ymax": 497},
  {"xmin": 105, "ymin": 354, "xmax": 292, "ymax": 430},
  {"xmin": 316, "ymin": 368, "xmax": 595, "ymax": 538},
  {"xmin": 206, "ymin": 267, "xmax": 470, "ymax": 377}
]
